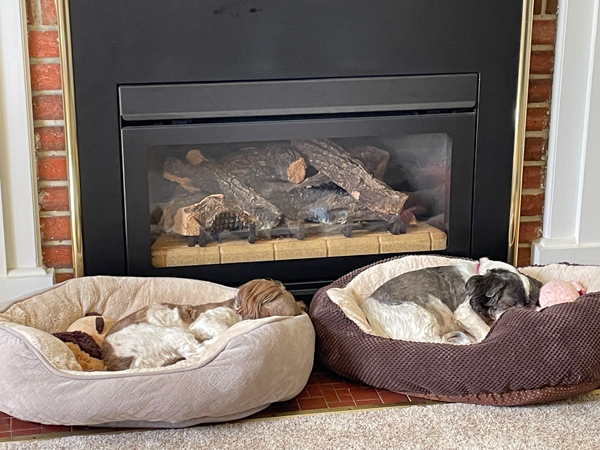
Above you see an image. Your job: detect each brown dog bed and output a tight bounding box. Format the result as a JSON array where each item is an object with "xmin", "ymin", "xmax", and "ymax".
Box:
[{"xmin": 309, "ymin": 255, "xmax": 600, "ymax": 406}]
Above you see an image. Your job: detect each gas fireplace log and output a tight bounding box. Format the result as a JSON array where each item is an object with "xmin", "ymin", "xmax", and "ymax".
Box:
[
  {"xmin": 297, "ymin": 172, "xmax": 334, "ymax": 189},
  {"xmin": 291, "ymin": 139, "xmax": 408, "ymax": 216},
  {"xmin": 259, "ymin": 183, "xmax": 348, "ymax": 223},
  {"xmin": 162, "ymin": 165, "xmax": 221, "ymax": 194},
  {"xmin": 222, "ymin": 145, "xmax": 307, "ymax": 185},
  {"xmin": 253, "ymin": 179, "xmax": 406, "ymax": 232},
  {"xmin": 246, "ymin": 180, "xmax": 301, "ymax": 199},
  {"xmin": 163, "ymin": 151, "xmax": 282, "ymax": 229},
  {"xmin": 172, "ymin": 194, "xmax": 253, "ymax": 237},
  {"xmin": 296, "ymin": 193, "xmax": 396, "ymax": 225},
  {"xmin": 297, "ymin": 146, "xmax": 389, "ymax": 188},
  {"xmin": 348, "ymin": 145, "xmax": 390, "ymax": 180},
  {"xmin": 258, "ymin": 180, "xmax": 399, "ymax": 226},
  {"xmin": 161, "ymin": 190, "xmax": 211, "ymax": 231},
  {"xmin": 403, "ymin": 184, "xmax": 446, "ymax": 220}
]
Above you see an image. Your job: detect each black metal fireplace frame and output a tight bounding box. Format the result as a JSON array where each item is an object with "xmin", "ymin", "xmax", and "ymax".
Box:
[
  {"xmin": 122, "ymin": 112, "xmax": 476, "ymax": 288},
  {"xmin": 67, "ymin": 0, "xmax": 525, "ymax": 290}
]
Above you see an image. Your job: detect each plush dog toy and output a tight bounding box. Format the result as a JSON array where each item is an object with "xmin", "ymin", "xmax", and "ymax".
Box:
[
  {"xmin": 53, "ymin": 313, "xmax": 116, "ymax": 371},
  {"xmin": 537, "ymin": 280, "xmax": 586, "ymax": 310}
]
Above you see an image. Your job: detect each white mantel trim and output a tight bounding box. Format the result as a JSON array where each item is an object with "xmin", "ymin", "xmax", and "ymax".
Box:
[
  {"xmin": 533, "ymin": 0, "xmax": 600, "ymax": 265},
  {"xmin": 0, "ymin": 0, "xmax": 54, "ymax": 309}
]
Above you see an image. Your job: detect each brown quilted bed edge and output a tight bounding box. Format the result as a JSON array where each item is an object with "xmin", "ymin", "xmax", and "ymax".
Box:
[{"xmin": 308, "ymin": 255, "xmax": 600, "ymax": 406}]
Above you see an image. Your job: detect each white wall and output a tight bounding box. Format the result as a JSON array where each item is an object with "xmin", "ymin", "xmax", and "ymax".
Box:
[
  {"xmin": 533, "ymin": 0, "xmax": 600, "ymax": 264},
  {"xmin": 0, "ymin": 0, "xmax": 53, "ymax": 309}
]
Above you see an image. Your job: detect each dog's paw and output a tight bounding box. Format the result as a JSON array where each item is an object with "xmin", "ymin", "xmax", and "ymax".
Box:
[{"xmin": 443, "ymin": 331, "xmax": 472, "ymax": 345}]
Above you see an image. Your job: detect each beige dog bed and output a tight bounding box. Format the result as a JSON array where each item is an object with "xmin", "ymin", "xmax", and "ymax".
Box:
[{"xmin": 0, "ymin": 276, "xmax": 315, "ymax": 427}]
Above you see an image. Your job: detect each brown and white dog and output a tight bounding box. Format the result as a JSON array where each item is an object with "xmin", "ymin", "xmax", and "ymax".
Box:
[{"xmin": 102, "ymin": 279, "xmax": 306, "ymax": 370}]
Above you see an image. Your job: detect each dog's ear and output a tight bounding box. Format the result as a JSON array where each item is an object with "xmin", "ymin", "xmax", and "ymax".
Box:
[
  {"xmin": 466, "ymin": 271, "xmax": 508, "ymax": 318},
  {"xmin": 236, "ymin": 279, "xmax": 290, "ymax": 319},
  {"xmin": 296, "ymin": 300, "xmax": 308, "ymax": 313},
  {"xmin": 466, "ymin": 274, "xmax": 491, "ymax": 316},
  {"xmin": 236, "ymin": 279, "xmax": 268, "ymax": 319},
  {"xmin": 485, "ymin": 282, "xmax": 504, "ymax": 299}
]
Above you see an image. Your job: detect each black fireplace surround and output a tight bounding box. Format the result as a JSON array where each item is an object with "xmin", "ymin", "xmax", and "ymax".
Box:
[{"xmin": 69, "ymin": 1, "xmax": 524, "ymax": 293}]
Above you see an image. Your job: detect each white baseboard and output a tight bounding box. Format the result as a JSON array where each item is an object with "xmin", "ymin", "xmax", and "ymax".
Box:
[
  {"xmin": 532, "ymin": 238, "xmax": 600, "ymax": 265},
  {"xmin": 0, "ymin": 268, "xmax": 54, "ymax": 311}
]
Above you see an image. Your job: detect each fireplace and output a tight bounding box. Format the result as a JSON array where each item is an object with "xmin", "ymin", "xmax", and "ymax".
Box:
[{"xmin": 65, "ymin": 0, "xmax": 527, "ymax": 293}]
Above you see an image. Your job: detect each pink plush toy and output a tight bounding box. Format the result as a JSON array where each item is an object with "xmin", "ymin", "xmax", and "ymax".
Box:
[{"xmin": 537, "ymin": 280, "xmax": 586, "ymax": 310}]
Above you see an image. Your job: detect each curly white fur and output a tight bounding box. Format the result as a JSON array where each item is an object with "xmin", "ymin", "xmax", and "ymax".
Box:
[{"xmin": 104, "ymin": 305, "xmax": 241, "ymax": 369}]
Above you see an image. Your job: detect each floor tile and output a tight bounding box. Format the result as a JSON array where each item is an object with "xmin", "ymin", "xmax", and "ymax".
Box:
[
  {"xmin": 0, "ymin": 419, "xmax": 10, "ymax": 433},
  {"xmin": 321, "ymin": 389, "xmax": 340, "ymax": 403},
  {"xmin": 333, "ymin": 387, "xmax": 351, "ymax": 396},
  {"xmin": 40, "ymin": 425, "xmax": 72, "ymax": 434},
  {"xmin": 336, "ymin": 393, "xmax": 354, "ymax": 403},
  {"xmin": 297, "ymin": 397, "xmax": 328, "ymax": 410},
  {"xmin": 11, "ymin": 428, "xmax": 43, "ymax": 437},
  {"xmin": 295, "ymin": 388, "xmax": 310, "ymax": 399},
  {"xmin": 350, "ymin": 388, "xmax": 380, "ymax": 401},
  {"xmin": 378, "ymin": 390, "xmax": 410, "ymax": 404},
  {"xmin": 306, "ymin": 385, "xmax": 324, "ymax": 397},
  {"xmin": 10, "ymin": 418, "xmax": 42, "ymax": 431}
]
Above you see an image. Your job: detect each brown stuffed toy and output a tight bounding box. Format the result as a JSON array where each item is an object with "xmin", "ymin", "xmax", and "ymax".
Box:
[{"xmin": 53, "ymin": 313, "xmax": 116, "ymax": 371}]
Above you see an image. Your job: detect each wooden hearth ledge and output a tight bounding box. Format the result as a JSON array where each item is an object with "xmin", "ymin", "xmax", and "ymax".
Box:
[{"xmin": 151, "ymin": 222, "xmax": 446, "ymax": 267}]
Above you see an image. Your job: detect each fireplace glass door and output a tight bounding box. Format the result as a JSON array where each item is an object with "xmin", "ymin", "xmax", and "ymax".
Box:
[
  {"xmin": 147, "ymin": 132, "xmax": 452, "ymax": 267},
  {"xmin": 120, "ymin": 75, "xmax": 477, "ymax": 287}
]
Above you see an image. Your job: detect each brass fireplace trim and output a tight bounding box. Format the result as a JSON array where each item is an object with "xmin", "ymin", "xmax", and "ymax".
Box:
[
  {"xmin": 56, "ymin": 0, "xmax": 84, "ymax": 277},
  {"xmin": 55, "ymin": 0, "xmax": 534, "ymax": 276},
  {"xmin": 508, "ymin": 0, "xmax": 535, "ymax": 265}
]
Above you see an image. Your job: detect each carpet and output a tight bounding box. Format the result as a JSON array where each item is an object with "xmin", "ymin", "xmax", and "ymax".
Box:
[{"xmin": 4, "ymin": 393, "xmax": 600, "ymax": 450}]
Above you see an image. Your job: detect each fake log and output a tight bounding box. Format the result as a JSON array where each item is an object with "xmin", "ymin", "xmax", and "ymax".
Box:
[
  {"xmin": 222, "ymin": 145, "xmax": 307, "ymax": 186},
  {"xmin": 348, "ymin": 145, "xmax": 390, "ymax": 180},
  {"xmin": 163, "ymin": 151, "xmax": 282, "ymax": 229},
  {"xmin": 172, "ymin": 194, "xmax": 252, "ymax": 237},
  {"xmin": 403, "ymin": 184, "xmax": 446, "ymax": 219},
  {"xmin": 297, "ymin": 194, "xmax": 398, "ymax": 225},
  {"xmin": 292, "ymin": 139, "xmax": 408, "ymax": 216},
  {"xmin": 297, "ymin": 146, "xmax": 388, "ymax": 188},
  {"xmin": 297, "ymin": 172, "xmax": 333, "ymax": 189},
  {"xmin": 257, "ymin": 181, "xmax": 396, "ymax": 225},
  {"xmin": 161, "ymin": 190, "xmax": 210, "ymax": 231},
  {"xmin": 262, "ymin": 184, "xmax": 348, "ymax": 223}
]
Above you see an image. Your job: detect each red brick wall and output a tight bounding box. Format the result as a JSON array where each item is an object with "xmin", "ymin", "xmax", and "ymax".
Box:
[
  {"xmin": 25, "ymin": 0, "xmax": 556, "ymax": 274},
  {"xmin": 518, "ymin": 0, "xmax": 558, "ymax": 266},
  {"xmin": 27, "ymin": 0, "xmax": 73, "ymax": 283}
]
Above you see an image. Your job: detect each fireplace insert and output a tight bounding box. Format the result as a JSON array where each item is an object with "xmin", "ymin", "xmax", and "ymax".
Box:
[
  {"xmin": 66, "ymin": 0, "xmax": 526, "ymax": 293},
  {"xmin": 121, "ymin": 75, "xmax": 476, "ymax": 287}
]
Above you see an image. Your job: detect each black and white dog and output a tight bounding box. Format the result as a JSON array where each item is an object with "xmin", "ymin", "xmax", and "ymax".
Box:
[{"xmin": 361, "ymin": 259, "xmax": 542, "ymax": 344}]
